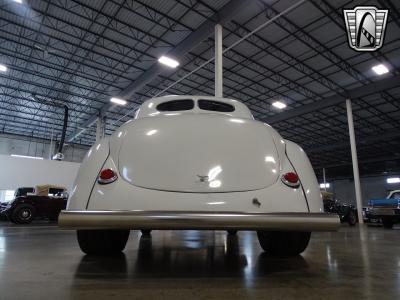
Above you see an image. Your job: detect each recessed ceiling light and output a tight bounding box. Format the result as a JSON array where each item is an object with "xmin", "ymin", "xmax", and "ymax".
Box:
[
  {"xmin": 146, "ymin": 129, "xmax": 158, "ymax": 136},
  {"xmin": 272, "ymin": 101, "xmax": 286, "ymax": 109},
  {"xmin": 11, "ymin": 154, "xmax": 43, "ymax": 160},
  {"xmin": 158, "ymin": 55, "xmax": 179, "ymax": 68},
  {"xmin": 372, "ymin": 64, "xmax": 389, "ymax": 75},
  {"xmin": 0, "ymin": 64, "xmax": 7, "ymax": 72},
  {"xmin": 387, "ymin": 177, "xmax": 400, "ymax": 184},
  {"xmin": 110, "ymin": 97, "xmax": 127, "ymax": 105}
]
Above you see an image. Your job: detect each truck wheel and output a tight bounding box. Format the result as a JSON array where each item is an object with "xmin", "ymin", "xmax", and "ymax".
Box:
[
  {"xmin": 347, "ymin": 211, "xmax": 357, "ymax": 226},
  {"xmin": 11, "ymin": 204, "xmax": 36, "ymax": 224},
  {"xmin": 77, "ymin": 230, "xmax": 130, "ymax": 255},
  {"xmin": 257, "ymin": 231, "xmax": 311, "ymax": 256},
  {"xmin": 382, "ymin": 217, "xmax": 394, "ymax": 229}
]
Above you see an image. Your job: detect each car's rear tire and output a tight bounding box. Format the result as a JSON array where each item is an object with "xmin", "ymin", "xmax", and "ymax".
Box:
[
  {"xmin": 257, "ymin": 231, "xmax": 311, "ymax": 256},
  {"xmin": 11, "ymin": 204, "xmax": 36, "ymax": 224},
  {"xmin": 77, "ymin": 230, "xmax": 130, "ymax": 255},
  {"xmin": 382, "ymin": 217, "xmax": 394, "ymax": 229}
]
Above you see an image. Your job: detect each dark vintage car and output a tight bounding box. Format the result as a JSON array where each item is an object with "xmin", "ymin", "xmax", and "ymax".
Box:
[
  {"xmin": 322, "ymin": 191, "xmax": 357, "ymax": 226},
  {"xmin": 0, "ymin": 185, "xmax": 68, "ymax": 224}
]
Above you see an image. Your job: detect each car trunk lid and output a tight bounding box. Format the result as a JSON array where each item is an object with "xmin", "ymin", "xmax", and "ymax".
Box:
[{"xmin": 118, "ymin": 114, "xmax": 280, "ymax": 192}]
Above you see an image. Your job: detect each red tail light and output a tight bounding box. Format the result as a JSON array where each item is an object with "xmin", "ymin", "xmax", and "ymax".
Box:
[
  {"xmin": 281, "ymin": 172, "xmax": 300, "ymax": 188},
  {"xmin": 98, "ymin": 168, "xmax": 118, "ymax": 184}
]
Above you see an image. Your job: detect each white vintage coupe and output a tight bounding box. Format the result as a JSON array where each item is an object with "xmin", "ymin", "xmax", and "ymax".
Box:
[{"xmin": 59, "ymin": 96, "xmax": 339, "ymax": 255}]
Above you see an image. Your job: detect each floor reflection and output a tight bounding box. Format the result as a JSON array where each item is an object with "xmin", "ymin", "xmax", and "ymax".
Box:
[
  {"xmin": 73, "ymin": 231, "xmax": 309, "ymax": 280},
  {"xmin": 2, "ymin": 225, "xmax": 400, "ymax": 299},
  {"xmin": 75, "ymin": 253, "xmax": 128, "ymax": 279}
]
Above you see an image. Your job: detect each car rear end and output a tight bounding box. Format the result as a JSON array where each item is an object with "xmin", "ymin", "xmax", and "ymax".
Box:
[
  {"xmin": 368, "ymin": 198, "xmax": 400, "ymax": 228},
  {"xmin": 58, "ymin": 96, "xmax": 339, "ymax": 255},
  {"xmin": 60, "ymin": 112, "xmax": 338, "ymax": 232}
]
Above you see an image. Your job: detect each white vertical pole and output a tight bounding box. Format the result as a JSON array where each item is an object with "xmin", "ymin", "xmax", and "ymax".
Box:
[
  {"xmin": 102, "ymin": 116, "xmax": 106, "ymax": 138},
  {"xmin": 322, "ymin": 168, "xmax": 327, "ymax": 191},
  {"xmin": 48, "ymin": 128, "xmax": 54, "ymax": 160},
  {"xmin": 215, "ymin": 24, "xmax": 223, "ymax": 97},
  {"xmin": 95, "ymin": 116, "xmax": 103, "ymax": 142},
  {"xmin": 346, "ymin": 99, "xmax": 364, "ymax": 224}
]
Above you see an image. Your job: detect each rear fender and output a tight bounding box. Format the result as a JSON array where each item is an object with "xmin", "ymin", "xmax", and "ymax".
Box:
[
  {"xmin": 285, "ymin": 140, "xmax": 323, "ymax": 213},
  {"xmin": 66, "ymin": 138, "xmax": 110, "ymax": 210}
]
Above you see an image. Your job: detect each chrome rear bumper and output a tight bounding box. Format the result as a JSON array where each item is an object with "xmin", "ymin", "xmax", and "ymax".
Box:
[{"xmin": 59, "ymin": 210, "xmax": 340, "ymax": 231}]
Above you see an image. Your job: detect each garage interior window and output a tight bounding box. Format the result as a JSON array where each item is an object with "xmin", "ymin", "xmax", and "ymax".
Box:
[
  {"xmin": 0, "ymin": 190, "xmax": 16, "ymax": 202},
  {"xmin": 198, "ymin": 100, "xmax": 235, "ymax": 112},
  {"xmin": 156, "ymin": 99, "xmax": 194, "ymax": 111},
  {"xmin": 48, "ymin": 188, "xmax": 65, "ymax": 197}
]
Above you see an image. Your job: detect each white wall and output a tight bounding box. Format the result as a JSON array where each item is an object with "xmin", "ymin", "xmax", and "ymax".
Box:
[{"xmin": 0, "ymin": 154, "xmax": 80, "ymax": 191}]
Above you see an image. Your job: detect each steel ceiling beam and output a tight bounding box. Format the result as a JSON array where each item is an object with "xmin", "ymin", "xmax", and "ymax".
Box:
[
  {"xmin": 119, "ymin": 0, "xmax": 253, "ymax": 99},
  {"xmin": 66, "ymin": 0, "xmax": 253, "ymax": 142},
  {"xmin": 266, "ymin": 74, "xmax": 400, "ymax": 124}
]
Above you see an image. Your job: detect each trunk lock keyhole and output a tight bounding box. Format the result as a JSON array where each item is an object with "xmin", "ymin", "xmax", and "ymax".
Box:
[{"xmin": 252, "ymin": 198, "xmax": 261, "ymax": 207}]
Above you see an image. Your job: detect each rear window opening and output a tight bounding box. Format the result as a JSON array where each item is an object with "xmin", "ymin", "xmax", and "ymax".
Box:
[
  {"xmin": 156, "ymin": 99, "xmax": 194, "ymax": 111},
  {"xmin": 198, "ymin": 100, "xmax": 235, "ymax": 112}
]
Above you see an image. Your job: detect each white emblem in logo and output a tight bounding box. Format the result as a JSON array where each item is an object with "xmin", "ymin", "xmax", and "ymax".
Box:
[
  {"xmin": 197, "ymin": 175, "xmax": 209, "ymax": 182},
  {"xmin": 343, "ymin": 6, "xmax": 388, "ymax": 51}
]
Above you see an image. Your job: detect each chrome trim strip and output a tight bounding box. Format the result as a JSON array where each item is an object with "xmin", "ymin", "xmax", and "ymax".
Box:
[
  {"xmin": 59, "ymin": 211, "xmax": 340, "ymax": 231},
  {"xmin": 369, "ymin": 207, "xmax": 400, "ymax": 216}
]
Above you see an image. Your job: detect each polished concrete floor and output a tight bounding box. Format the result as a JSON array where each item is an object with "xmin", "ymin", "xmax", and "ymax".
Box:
[{"xmin": 0, "ymin": 223, "xmax": 399, "ymax": 300}]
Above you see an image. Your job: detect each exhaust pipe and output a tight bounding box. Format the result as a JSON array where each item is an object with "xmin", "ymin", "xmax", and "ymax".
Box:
[
  {"xmin": 58, "ymin": 104, "xmax": 68, "ymax": 154},
  {"xmin": 30, "ymin": 94, "xmax": 68, "ymax": 160}
]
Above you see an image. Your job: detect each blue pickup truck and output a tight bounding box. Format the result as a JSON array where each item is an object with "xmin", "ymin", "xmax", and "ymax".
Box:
[{"xmin": 368, "ymin": 190, "xmax": 400, "ymax": 229}]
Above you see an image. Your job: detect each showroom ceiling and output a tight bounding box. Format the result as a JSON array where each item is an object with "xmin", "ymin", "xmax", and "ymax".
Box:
[{"xmin": 0, "ymin": 0, "xmax": 399, "ymax": 178}]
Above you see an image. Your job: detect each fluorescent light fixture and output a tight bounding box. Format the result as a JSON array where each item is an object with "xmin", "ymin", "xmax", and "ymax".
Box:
[
  {"xmin": 229, "ymin": 118, "xmax": 245, "ymax": 123},
  {"xmin": 272, "ymin": 101, "xmax": 286, "ymax": 109},
  {"xmin": 208, "ymin": 165, "xmax": 222, "ymax": 181},
  {"xmin": 11, "ymin": 154, "xmax": 43, "ymax": 160},
  {"xmin": 110, "ymin": 97, "xmax": 127, "ymax": 105},
  {"xmin": 372, "ymin": 64, "xmax": 389, "ymax": 75},
  {"xmin": 209, "ymin": 180, "xmax": 221, "ymax": 188},
  {"xmin": 387, "ymin": 177, "xmax": 400, "ymax": 184},
  {"xmin": 207, "ymin": 201, "xmax": 225, "ymax": 205},
  {"xmin": 158, "ymin": 55, "xmax": 179, "ymax": 68},
  {"xmin": 0, "ymin": 64, "xmax": 7, "ymax": 72},
  {"xmin": 13, "ymin": 0, "xmax": 23, "ymax": 3},
  {"xmin": 265, "ymin": 156, "xmax": 276, "ymax": 163},
  {"xmin": 146, "ymin": 129, "xmax": 158, "ymax": 136},
  {"xmin": 320, "ymin": 183, "xmax": 330, "ymax": 189}
]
